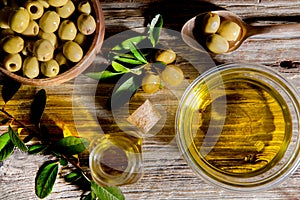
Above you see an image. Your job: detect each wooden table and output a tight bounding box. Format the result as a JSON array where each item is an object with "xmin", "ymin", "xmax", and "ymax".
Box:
[{"xmin": 1, "ymin": 0, "xmax": 300, "ymax": 199}]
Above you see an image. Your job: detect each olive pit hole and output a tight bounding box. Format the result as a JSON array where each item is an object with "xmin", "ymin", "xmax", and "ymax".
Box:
[
  {"xmin": 30, "ymin": 5, "xmax": 38, "ymax": 14},
  {"xmin": 9, "ymin": 63, "xmax": 17, "ymax": 70}
]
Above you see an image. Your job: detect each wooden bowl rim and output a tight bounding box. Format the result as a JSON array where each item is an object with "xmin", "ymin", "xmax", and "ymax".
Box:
[{"xmin": 0, "ymin": 0, "xmax": 105, "ymax": 86}]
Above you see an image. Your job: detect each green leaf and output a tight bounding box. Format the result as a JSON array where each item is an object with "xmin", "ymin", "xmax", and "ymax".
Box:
[
  {"xmin": 113, "ymin": 53, "xmax": 136, "ymax": 59},
  {"xmin": 28, "ymin": 144, "xmax": 48, "ymax": 154},
  {"xmin": 86, "ymin": 71, "xmax": 123, "ymax": 80},
  {"xmin": 59, "ymin": 158, "xmax": 68, "ymax": 166},
  {"xmin": 128, "ymin": 42, "xmax": 148, "ymax": 64},
  {"xmin": 91, "ymin": 181, "xmax": 125, "ymax": 200},
  {"xmin": 109, "ymin": 75, "xmax": 141, "ymax": 109},
  {"xmin": 1, "ymin": 78, "xmax": 21, "ymax": 103},
  {"xmin": 35, "ymin": 161, "xmax": 59, "ymax": 199},
  {"xmin": 114, "ymin": 56, "xmax": 144, "ymax": 65},
  {"xmin": 64, "ymin": 171, "xmax": 82, "ymax": 182},
  {"xmin": 111, "ymin": 61, "xmax": 131, "ymax": 73},
  {"xmin": 31, "ymin": 89, "xmax": 47, "ymax": 125},
  {"xmin": 112, "ymin": 35, "xmax": 147, "ymax": 51},
  {"xmin": 149, "ymin": 14, "xmax": 163, "ymax": 47},
  {"xmin": 8, "ymin": 126, "xmax": 27, "ymax": 152},
  {"xmin": 55, "ymin": 136, "xmax": 89, "ymax": 156},
  {"xmin": 0, "ymin": 132, "xmax": 15, "ymax": 161}
]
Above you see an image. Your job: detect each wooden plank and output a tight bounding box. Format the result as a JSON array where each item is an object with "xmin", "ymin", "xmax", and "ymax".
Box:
[{"xmin": 1, "ymin": 0, "xmax": 300, "ymax": 199}]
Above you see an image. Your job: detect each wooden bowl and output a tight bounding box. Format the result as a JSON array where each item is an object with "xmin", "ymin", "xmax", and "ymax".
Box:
[{"xmin": 0, "ymin": 0, "xmax": 105, "ymax": 86}]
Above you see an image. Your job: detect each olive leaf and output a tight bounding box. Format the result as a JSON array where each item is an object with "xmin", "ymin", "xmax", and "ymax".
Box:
[
  {"xmin": 114, "ymin": 56, "xmax": 144, "ymax": 65},
  {"xmin": 35, "ymin": 161, "xmax": 59, "ymax": 199},
  {"xmin": 109, "ymin": 75, "xmax": 142, "ymax": 109},
  {"xmin": 112, "ymin": 35, "xmax": 147, "ymax": 51},
  {"xmin": 28, "ymin": 144, "xmax": 48, "ymax": 154},
  {"xmin": 112, "ymin": 61, "xmax": 131, "ymax": 73},
  {"xmin": 54, "ymin": 136, "xmax": 89, "ymax": 156},
  {"xmin": 128, "ymin": 42, "xmax": 148, "ymax": 64},
  {"xmin": 31, "ymin": 89, "xmax": 47, "ymax": 125},
  {"xmin": 112, "ymin": 61, "xmax": 144, "ymax": 75},
  {"xmin": 8, "ymin": 125, "xmax": 28, "ymax": 152},
  {"xmin": 91, "ymin": 181, "xmax": 125, "ymax": 200},
  {"xmin": 86, "ymin": 71, "xmax": 123, "ymax": 80},
  {"xmin": 64, "ymin": 171, "xmax": 82, "ymax": 182},
  {"xmin": 59, "ymin": 158, "xmax": 68, "ymax": 166},
  {"xmin": 149, "ymin": 14, "xmax": 163, "ymax": 47},
  {"xmin": 1, "ymin": 78, "xmax": 22, "ymax": 104},
  {"xmin": 0, "ymin": 132, "xmax": 15, "ymax": 161}
]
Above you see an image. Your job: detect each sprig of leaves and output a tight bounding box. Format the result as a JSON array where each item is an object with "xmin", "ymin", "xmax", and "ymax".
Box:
[
  {"xmin": 86, "ymin": 14, "xmax": 163, "ymax": 109},
  {"xmin": 0, "ymin": 86, "xmax": 125, "ymax": 200},
  {"xmin": 86, "ymin": 14, "xmax": 163, "ymax": 82}
]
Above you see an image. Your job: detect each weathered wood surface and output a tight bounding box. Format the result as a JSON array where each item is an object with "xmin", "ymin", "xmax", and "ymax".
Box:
[{"xmin": 1, "ymin": 0, "xmax": 300, "ymax": 199}]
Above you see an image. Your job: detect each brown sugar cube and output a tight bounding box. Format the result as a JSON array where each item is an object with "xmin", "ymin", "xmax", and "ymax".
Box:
[{"xmin": 127, "ymin": 99, "xmax": 161, "ymax": 135}]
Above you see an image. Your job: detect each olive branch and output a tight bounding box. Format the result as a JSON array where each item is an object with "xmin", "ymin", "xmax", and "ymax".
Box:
[{"xmin": 0, "ymin": 78, "xmax": 124, "ymax": 200}]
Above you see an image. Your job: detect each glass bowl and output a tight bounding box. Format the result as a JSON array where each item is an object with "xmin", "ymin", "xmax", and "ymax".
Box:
[{"xmin": 176, "ymin": 63, "xmax": 300, "ymax": 191}]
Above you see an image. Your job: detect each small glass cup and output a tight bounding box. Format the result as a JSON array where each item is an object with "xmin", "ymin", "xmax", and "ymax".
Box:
[{"xmin": 89, "ymin": 133, "xmax": 143, "ymax": 186}]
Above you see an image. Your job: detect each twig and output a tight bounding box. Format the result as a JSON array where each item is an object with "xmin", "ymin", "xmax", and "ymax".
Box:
[
  {"xmin": 0, "ymin": 108, "xmax": 38, "ymax": 142},
  {"xmin": 61, "ymin": 154, "xmax": 92, "ymax": 181},
  {"xmin": 1, "ymin": 108, "xmax": 92, "ymax": 181}
]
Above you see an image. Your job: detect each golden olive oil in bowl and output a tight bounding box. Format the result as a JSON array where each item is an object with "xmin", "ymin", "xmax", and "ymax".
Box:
[{"xmin": 176, "ymin": 63, "xmax": 300, "ymax": 191}]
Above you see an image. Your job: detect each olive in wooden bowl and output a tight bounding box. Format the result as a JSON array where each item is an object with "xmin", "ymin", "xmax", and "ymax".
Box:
[{"xmin": 0, "ymin": 0, "xmax": 105, "ymax": 86}]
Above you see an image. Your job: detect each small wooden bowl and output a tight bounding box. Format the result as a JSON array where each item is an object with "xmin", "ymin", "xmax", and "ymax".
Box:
[{"xmin": 0, "ymin": 0, "xmax": 105, "ymax": 86}]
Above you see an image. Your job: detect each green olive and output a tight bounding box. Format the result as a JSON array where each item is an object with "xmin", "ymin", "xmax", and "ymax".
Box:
[
  {"xmin": 206, "ymin": 34, "xmax": 229, "ymax": 54},
  {"xmin": 41, "ymin": 59, "xmax": 60, "ymax": 77},
  {"xmin": 217, "ymin": 20, "xmax": 241, "ymax": 41},
  {"xmin": 21, "ymin": 20, "xmax": 39, "ymax": 36},
  {"xmin": 77, "ymin": 14, "xmax": 96, "ymax": 35},
  {"xmin": 55, "ymin": 52, "xmax": 68, "ymax": 66},
  {"xmin": 47, "ymin": 0, "xmax": 68, "ymax": 7},
  {"xmin": 38, "ymin": 30, "xmax": 58, "ymax": 48},
  {"xmin": 202, "ymin": 12, "xmax": 220, "ymax": 34},
  {"xmin": 56, "ymin": 0, "xmax": 75, "ymax": 18},
  {"xmin": 74, "ymin": 32, "xmax": 87, "ymax": 46},
  {"xmin": 39, "ymin": 11, "xmax": 60, "ymax": 33},
  {"xmin": 142, "ymin": 73, "xmax": 161, "ymax": 94},
  {"xmin": 9, "ymin": 7, "xmax": 30, "ymax": 33},
  {"xmin": 25, "ymin": 1, "xmax": 44, "ymax": 20},
  {"xmin": 37, "ymin": 0, "xmax": 50, "ymax": 8},
  {"xmin": 58, "ymin": 20, "xmax": 77, "ymax": 41},
  {"xmin": 2, "ymin": 35, "xmax": 24, "ymax": 54},
  {"xmin": 161, "ymin": 64, "xmax": 184, "ymax": 86},
  {"xmin": 0, "ymin": 7, "xmax": 13, "ymax": 29},
  {"xmin": 3, "ymin": 53, "xmax": 22, "ymax": 72},
  {"xmin": 155, "ymin": 49, "xmax": 176, "ymax": 64},
  {"xmin": 33, "ymin": 39, "xmax": 54, "ymax": 61},
  {"xmin": 63, "ymin": 41, "xmax": 83, "ymax": 62},
  {"xmin": 23, "ymin": 56, "xmax": 39, "ymax": 78},
  {"xmin": 78, "ymin": 1, "xmax": 91, "ymax": 14}
]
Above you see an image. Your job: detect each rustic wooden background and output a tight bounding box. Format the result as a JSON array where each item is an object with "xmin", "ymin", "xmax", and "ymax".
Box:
[{"xmin": 1, "ymin": 0, "xmax": 300, "ymax": 199}]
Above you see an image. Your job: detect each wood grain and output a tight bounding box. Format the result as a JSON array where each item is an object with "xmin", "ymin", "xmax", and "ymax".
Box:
[{"xmin": 1, "ymin": 0, "xmax": 300, "ymax": 199}]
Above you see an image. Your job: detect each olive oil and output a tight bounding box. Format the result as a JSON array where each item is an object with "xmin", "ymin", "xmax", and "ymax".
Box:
[
  {"xmin": 190, "ymin": 80, "xmax": 292, "ymax": 177},
  {"xmin": 89, "ymin": 134, "xmax": 143, "ymax": 186}
]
